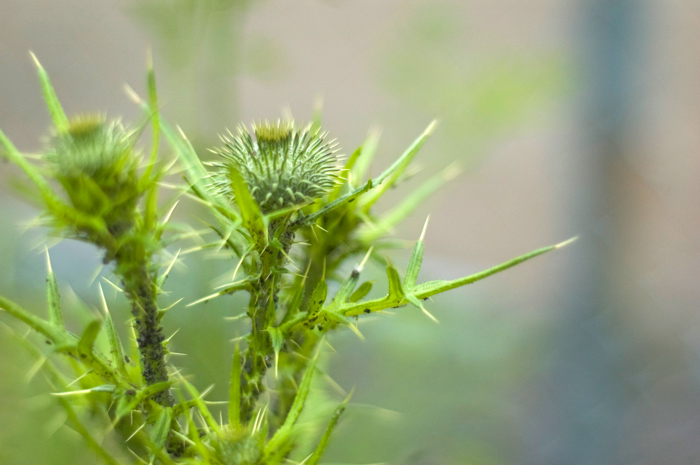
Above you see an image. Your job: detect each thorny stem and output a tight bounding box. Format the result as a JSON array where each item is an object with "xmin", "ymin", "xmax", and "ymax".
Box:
[
  {"xmin": 240, "ymin": 220, "xmax": 295, "ymax": 421},
  {"xmin": 113, "ymin": 240, "xmax": 184, "ymax": 457},
  {"xmin": 121, "ymin": 262, "xmax": 173, "ymax": 406}
]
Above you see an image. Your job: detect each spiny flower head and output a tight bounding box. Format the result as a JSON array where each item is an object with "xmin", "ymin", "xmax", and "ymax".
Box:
[
  {"xmin": 46, "ymin": 114, "xmax": 142, "ymax": 236},
  {"xmin": 211, "ymin": 121, "xmax": 339, "ymax": 213},
  {"xmin": 47, "ymin": 115, "xmax": 137, "ymax": 184}
]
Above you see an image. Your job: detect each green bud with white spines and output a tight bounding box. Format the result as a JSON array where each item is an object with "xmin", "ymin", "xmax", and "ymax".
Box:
[
  {"xmin": 211, "ymin": 121, "xmax": 339, "ymax": 213},
  {"xmin": 46, "ymin": 114, "xmax": 141, "ymax": 239}
]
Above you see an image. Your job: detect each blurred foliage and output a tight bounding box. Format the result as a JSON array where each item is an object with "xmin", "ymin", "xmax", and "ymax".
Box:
[
  {"xmin": 376, "ymin": 3, "xmax": 570, "ymax": 164},
  {"xmin": 128, "ymin": 0, "xmax": 287, "ymax": 137}
]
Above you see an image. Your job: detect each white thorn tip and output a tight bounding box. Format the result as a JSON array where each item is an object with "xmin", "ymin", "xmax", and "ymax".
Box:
[
  {"xmin": 424, "ymin": 119, "xmax": 438, "ymax": 136},
  {"xmin": 421, "ymin": 305, "xmax": 439, "ymax": 324},
  {"xmin": 554, "ymin": 236, "xmax": 579, "ymax": 249},
  {"xmin": 98, "ymin": 283, "xmax": 110, "ymax": 315},
  {"xmin": 358, "ymin": 246, "xmax": 374, "ymax": 272},
  {"xmin": 420, "ymin": 215, "xmax": 430, "ymax": 242},
  {"xmin": 44, "ymin": 246, "xmax": 53, "ymax": 274}
]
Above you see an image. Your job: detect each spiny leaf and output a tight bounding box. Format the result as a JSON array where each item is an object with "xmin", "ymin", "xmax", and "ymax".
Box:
[
  {"xmin": 305, "ymin": 392, "xmax": 353, "ymax": 465},
  {"xmin": 329, "ymin": 143, "xmax": 363, "ymax": 202},
  {"xmin": 351, "ymin": 128, "xmax": 381, "ymax": 183},
  {"xmin": 359, "ymin": 120, "xmax": 436, "ymax": 212},
  {"xmin": 1, "ymin": 293, "xmax": 127, "ymax": 388},
  {"xmin": 0, "ymin": 293, "xmax": 71, "ymax": 345},
  {"xmin": 51, "ymin": 384, "xmax": 116, "ymax": 396},
  {"xmin": 280, "ymin": 267, "xmax": 309, "ymax": 324},
  {"xmin": 78, "ymin": 320, "xmax": 102, "ymax": 359},
  {"xmin": 403, "ymin": 216, "xmax": 430, "ymax": 289},
  {"xmin": 30, "ymin": 52, "xmax": 69, "ymax": 133},
  {"xmin": 339, "ymin": 238, "xmax": 576, "ymax": 317},
  {"xmin": 115, "ymin": 381, "xmax": 172, "ymax": 420},
  {"xmin": 295, "ymin": 179, "xmax": 373, "ymax": 228},
  {"xmin": 146, "ymin": 53, "xmax": 160, "ymax": 168},
  {"xmin": 349, "ymin": 281, "xmax": 372, "ymax": 302},
  {"xmin": 45, "ymin": 249, "xmax": 64, "ymax": 328},
  {"xmin": 150, "ymin": 406, "xmax": 173, "ymax": 451},
  {"xmin": 99, "ymin": 284, "xmax": 127, "ymax": 376},
  {"xmin": 5, "ymin": 324, "xmax": 122, "ymax": 465},
  {"xmin": 323, "ymin": 309, "xmax": 364, "ymax": 340},
  {"xmin": 386, "ymin": 265, "xmax": 405, "ymax": 302},
  {"xmin": 1, "ymin": 128, "xmax": 114, "ymax": 246},
  {"xmin": 405, "ymin": 294, "xmax": 438, "ymax": 324},
  {"xmin": 177, "ymin": 390, "xmax": 213, "ymax": 461},
  {"xmin": 228, "ymin": 163, "xmax": 268, "ymax": 249},
  {"xmin": 333, "ymin": 269, "xmax": 360, "ymax": 304},
  {"xmin": 308, "ymin": 279, "xmax": 328, "ymax": 321},
  {"xmin": 268, "ymin": 327, "xmax": 284, "ymax": 379},
  {"xmin": 264, "ymin": 347, "xmax": 320, "ymax": 457},
  {"xmin": 176, "ymin": 373, "xmax": 222, "ymax": 435},
  {"xmin": 362, "ymin": 164, "xmax": 458, "ymax": 242},
  {"xmin": 412, "ymin": 237, "xmax": 578, "ymax": 299},
  {"xmin": 296, "ymin": 122, "xmax": 433, "ymax": 228}
]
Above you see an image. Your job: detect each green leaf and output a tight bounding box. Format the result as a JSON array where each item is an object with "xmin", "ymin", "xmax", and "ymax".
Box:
[
  {"xmin": 405, "ymin": 293, "xmax": 438, "ymax": 324},
  {"xmin": 305, "ymin": 393, "xmax": 352, "ymax": 465},
  {"xmin": 349, "ymin": 281, "xmax": 372, "ymax": 302},
  {"xmin": 229, "ymin": 343, "xmax": 241, "ymax": 428},
  {"xmin": 115, "ymin": 381, "xmax": 173, "ymax": 420},
  {"xmin": 351, "ymin": 128, "xmax": 381, "ymax": 183},
  {"xmin": 45, "ymin": 250, "xmax": 64, "ymax": 328},
  {"xmin": 328, "ymin": 143, "xmax": 363, "ymax": 202},
  {"xmin": 30, "ymin": 52, "xmax": 69, "ymax": 133},
  {"xmin": 404, "ymin": 241, "xmax": 424, "ymax": 290},
  {"xmin": 151, "ymin": 406, "xmax": 173, "ymax": 451},
  {"xmin": 359, "ymin": 120, "xmax": 436, "ymax": 212},
  {"xmin": 1, "ymin": 128, "xmax": 114, "ymax": 247},
  {"xmin": 333, "ymin": 269, "xmax": 360, "ymax": 304},
  {"xmin": 413, "ymin": 237, "xmax": 578, "ymax": 299},
  {"xmin": 294, "ymin": 179, "xmax": 373, "ymax": 228},
  {"xmin": 77, "ymin": 320, "xmax": 101, "ymax": 359},
  {"xmin": 176, "ymin": 389, "xmax": 213, "ymax": 461},
  {"xmin": 280, "ymin": 272, "xmax": 307, "ymax": 324},
  {"xmin": 403, "ymin": 216, "xmax": 430, "ymax": 289},
  {"xmin": 142, "ymin": 59, "xmax": 161, "ymax": 233},
  {"xmin": 0, "ymin": 293, "xmax": 66, "ymax": 343},
  {"xmin": 0, "ymin": 130, "xmax": 59, "ymax": 209},
  {"xmin": 102, "ymin": 304, "xmax": 127, "ymax": 377},
  {"xmin": 278, "ymin": 311, "xmax": 308, "ymax": 333},
  {"xmin": 228, "ymin": 163, "xmax": 268, "ymax": 249},
  {"xmin": 362, "ymin": 164, "xmax": 459, "ymax": 242},
  {"xmin": 264, "ymin": 347, "xmax": 320, "ymax": 457},
  {"xmin": 1, "ymin": 293, "xmax": 128, "ymax": 388},
  {"xmin": 175, "ymin": 372, "xmax": 222, "ymax": 435},
  {"xmin": 308, "ymin": 279, "xmax": 328, "ymax": 321},
  {"xmin": 386, "ymin": 265, "xmax": 405, "ymax": 302},
  {"xmin": 147, "ymin": 54, "xmax": 160, "ymax": 168},
  {"xmin": 296, "ymin": 122, "xmax": 433, "ymax": 229},
  {"xmin": 153, "ymin": 115, "xmax": 239, "ymax": 226},
  {"xmin": 268, "ymin": 326, "xmax": 284, "ymax": 378}
]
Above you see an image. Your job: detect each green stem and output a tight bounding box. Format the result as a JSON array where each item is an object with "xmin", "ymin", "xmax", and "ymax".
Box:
[
  {"xmin": 121, "ymin": 262, "xmax": 173, "ymax": 406},
  {"xmin": 240, "ymin": 221, "xmax": 294, "ymax": 422}
]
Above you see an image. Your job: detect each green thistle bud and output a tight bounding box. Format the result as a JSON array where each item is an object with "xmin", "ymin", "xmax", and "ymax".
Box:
[
  {"xmin": 211, "ymin": 121, "xmax": 339, "ymax": 213},
  {"xmin": 46, "ymin": 115, "xmax": 141, "ymax": 237}
]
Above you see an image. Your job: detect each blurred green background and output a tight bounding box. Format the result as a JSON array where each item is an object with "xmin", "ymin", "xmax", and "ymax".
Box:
[{"xmin": 2, "ymin": 0, "xmax": 699, "ymax": 464}]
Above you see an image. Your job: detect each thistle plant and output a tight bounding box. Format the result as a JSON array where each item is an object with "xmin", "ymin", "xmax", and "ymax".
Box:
[{"xmin": 0, "ymin": 55, "xmax": 574, "ymax": 465}]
